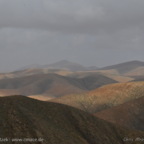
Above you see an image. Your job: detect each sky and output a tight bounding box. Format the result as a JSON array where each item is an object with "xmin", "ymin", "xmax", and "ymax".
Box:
[{"xmin": 0, "ymin": 0, "xmax": 144, "ymax": 72}]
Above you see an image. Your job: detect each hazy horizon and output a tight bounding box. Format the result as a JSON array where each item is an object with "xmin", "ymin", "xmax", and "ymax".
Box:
[
  {"xmin": 0, "ymin": 59, "xmax": 143, "ymax": 73},
  {"xmin": 0, "ymin": 0, "xmax": 144, "ymax": 72}
]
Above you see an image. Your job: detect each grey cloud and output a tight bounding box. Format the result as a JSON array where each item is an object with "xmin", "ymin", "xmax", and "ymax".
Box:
[
  {"xmin": 0, "ymin": 0, "xmax": 144, "ymax": 72},
  {"xmin": 0, "ymin": 0, "xmax": 144, "ymax": 35}
]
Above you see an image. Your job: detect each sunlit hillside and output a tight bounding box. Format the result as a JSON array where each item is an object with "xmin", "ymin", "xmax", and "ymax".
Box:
[{"xmin": 51, "ymin": 81, "xmax": 144, "ymax": 113}]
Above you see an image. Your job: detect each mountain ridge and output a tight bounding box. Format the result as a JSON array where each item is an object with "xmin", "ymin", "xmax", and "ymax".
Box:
[
  {"xmin": 101, "ymin": 60, "xmax": 144, "ymax": 74},
  {"xmin": 18, "ymin": 60, "xmax": 99, "ymax": 72},
  {"xmin": 0, "ymin": 95, "xmax": 143, "ymax": 144},
  {"xmin": 0, "ymin": 73, "xmax": 117, "ymax": 97}
]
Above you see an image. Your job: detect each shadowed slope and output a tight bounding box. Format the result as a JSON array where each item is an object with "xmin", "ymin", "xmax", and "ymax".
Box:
[
  {"xmin": 69, "ymin": 70, "xmax": 133, "ymax": 82},
  {"xmin": 77, "ymin": 74, "xmax": 117, "ymax": 90},
  {"xmin": 0, "ymin": 73, "xmax": 117, "ymax": 97},
  {"xmin": 95, "ymin": 96, "xmax": 144, "ymax": 131},
  {"xmin": 0, "ymin": 74, "xmax": 86, "ymax": 97},
  {"xmin": 0, "ymin": 96, "xmax": 143, "ymax": 144}
]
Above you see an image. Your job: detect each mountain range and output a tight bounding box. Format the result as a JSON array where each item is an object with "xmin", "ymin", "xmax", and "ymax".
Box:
[
  {"xmin": 0, "ymin": 73, "xmax": 117, "ymax": 97},
  {"xmin": 0, "ymin": 60, "xmax": 144, "ymax": 143},
  {"xmin": 101, "ymin": 60, "xmax": 144, "ymax": 75},
  {"xmin": 18, "ymin": 60, "xmax": 98, "ymax": 71},
  {"xmin": 0, "ymin": 60, "xmax": 144, "ymax": 81}
]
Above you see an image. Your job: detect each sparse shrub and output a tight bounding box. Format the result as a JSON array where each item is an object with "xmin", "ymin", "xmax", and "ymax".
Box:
[
  {"xmin": 76, "ymin": 84, "xmax": 144, "ymax": 113},
  {"xmin": 76, "ymin": 94, "xmax": 97, "ymax": 113}
]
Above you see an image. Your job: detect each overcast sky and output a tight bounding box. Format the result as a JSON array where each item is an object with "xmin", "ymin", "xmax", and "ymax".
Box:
[{"xmin": 0, "ymin": 0, "xmax": 144, "ymax": 72}]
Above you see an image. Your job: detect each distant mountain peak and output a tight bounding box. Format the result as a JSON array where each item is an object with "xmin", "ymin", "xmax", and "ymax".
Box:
[
  {"xmin": 101, "ymin": 60, "xmax": 144, "ymax": 74},
  {"xmin": 46, "ymin": 60, "xmax": 98, "ymax": 71},
  {"xmin": 49, "ymin": 60, "xmax": 82, "ymax": 65},
  {"xmin": 17, "ymin": 60, "xmax": 98, "ymax": 72},
  {"xmin": 120, "ymin": 60, "xmax": 144, "ymax": 64}
]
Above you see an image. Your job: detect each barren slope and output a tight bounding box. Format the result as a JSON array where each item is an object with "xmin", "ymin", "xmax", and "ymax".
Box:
[
  {"xmin": 0, "ymin": 96, "xmax": 143, "ymax": 144},
  {"xmin": 0, "ymin": 74, "xmax": 86, "ymax": 97},
  {"xmin": 51, "ymin": 82, "xmax": 144, "ymax": 113},
  {"xmin": 69, "ymin": 70, "xmax": 133, "ymax": 82},
  {"xmin": 0, "ymin": 73, "xmax": 117, "ymax": 97},
  {"xmin": 95, "ymin": 96, "xmax": 144, "ymax": 131}
]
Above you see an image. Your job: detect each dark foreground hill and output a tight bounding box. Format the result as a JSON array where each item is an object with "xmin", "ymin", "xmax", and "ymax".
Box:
[
  {"xmin": 0, "ymin": 73, "xmax": 117, "ymax": 97},
  {"xmin": 0, "ymin": 96, "xmax": 144, "ymax": 144},
  {"xmin": 95, "ymin": 96, "xmax": 144, "ymax": 131}
]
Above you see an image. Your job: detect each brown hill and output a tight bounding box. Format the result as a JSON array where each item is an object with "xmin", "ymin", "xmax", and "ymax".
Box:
[
  {"xmin": 0, "ymin": 73, "xmax": 117, "ymax": 97},
  {"xmin": 12, "ymin": 68, "xmax": 73, "ymax": 77},
  {"xmin": 0, "ymin": 74, "xmax": 86, "ymax": 97},
  {"xmin": 76, "ymin": 74, "xmax": 117, "ymax": 90},
  {"xmin": 0, "ymin": 96, "xmax": 143, "ymax": 144},
  {"xmin": 0, "ymin": 62, "xmax": 134, "ymax": 83},
  {"xmin": 51, "ymin": 82, "xmax": 144, "ymax": 113},
  {"xmin": 69, "ymin": 70, "xmax": 133, "ymax": 82},
  {"xmin": 95, "ymin": 96, "xmax": 144, "ymax": 131},
  {"xmin": 0, "ymin": 60, "xmax": 143, "ymax": 81}
]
